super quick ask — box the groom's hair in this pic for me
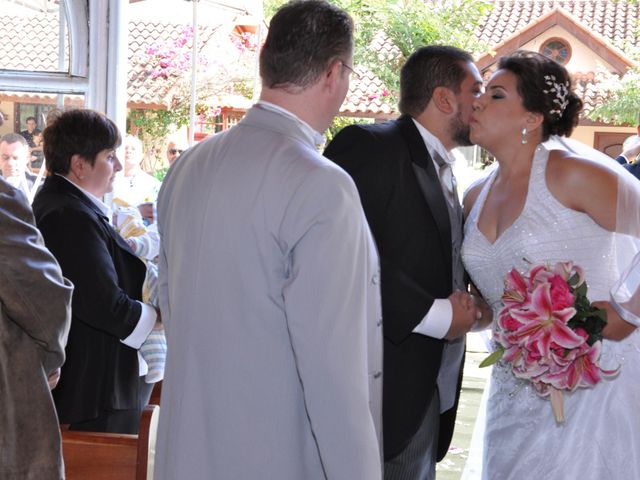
[399,45,474,118]
[259,0,353,91]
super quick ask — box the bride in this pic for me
[462,50,640,478]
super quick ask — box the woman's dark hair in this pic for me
[43,109,121,175]
[498,50,582,140]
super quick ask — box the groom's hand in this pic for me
[445,290,480,340]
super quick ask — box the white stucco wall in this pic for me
[521,25,618,72]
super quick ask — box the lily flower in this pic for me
[510,282,583,357]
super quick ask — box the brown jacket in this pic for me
[0,179,72,479]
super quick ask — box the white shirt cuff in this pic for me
[412,298,452,339]
[121,302,157,349]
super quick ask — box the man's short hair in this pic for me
[0,133,28,147]
[25,116,36,123]
[399,45,474,118]
[259,0,353,91]
[43,109,121,175]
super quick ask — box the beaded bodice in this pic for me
[462,144,617,315]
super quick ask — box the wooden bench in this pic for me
[149,381,162,406]
[61,404,159,480]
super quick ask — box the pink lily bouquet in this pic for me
[480,261,618,423]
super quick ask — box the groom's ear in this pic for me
[432,86,456,115]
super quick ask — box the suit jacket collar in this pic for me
[396,115,434,170]
[44,174,109,221]
[43,175,140,255]
[395,114,452,258]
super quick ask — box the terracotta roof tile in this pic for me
[0,13,68,72]
[572,71,612,115]
[0,14,247,109]
[341,68,395,118]
[2,1,639,119]
[477,1,640,50]
[353,0,639,117]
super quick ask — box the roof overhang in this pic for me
[476,7,636,74]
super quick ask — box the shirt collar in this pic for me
[256,100,326,148]
[56,173,113,223]
[411,118,456,165]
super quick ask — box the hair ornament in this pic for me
[543,74,570,118]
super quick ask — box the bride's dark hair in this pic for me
[497,50,582,140]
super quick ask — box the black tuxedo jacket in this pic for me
[33,175,146,424]
[325,115,464,461]
[624,161,640,180]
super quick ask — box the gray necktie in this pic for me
[433,152,457,206]
[432,151,466,414]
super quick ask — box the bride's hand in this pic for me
[592,301,637,341]
[471,294,493,331]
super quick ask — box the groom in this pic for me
[325,45,484,479]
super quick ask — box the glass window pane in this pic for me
[0,0,70,73]
[0,90,84,170]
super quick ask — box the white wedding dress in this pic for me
[462,144,640,479]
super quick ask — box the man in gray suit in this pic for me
[155,1,383,479]
[0,178,72,479]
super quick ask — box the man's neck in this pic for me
[259,86,327,134]
[413,109,455,151]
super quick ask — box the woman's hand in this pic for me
[469,284,493,331]
[592,301,637,341]
[471,294,494,331]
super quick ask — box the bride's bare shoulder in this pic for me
[546,149,617,227]
[546,149,617,195]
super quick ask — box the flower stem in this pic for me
[549,387,565,424]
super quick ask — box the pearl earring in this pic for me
[521,127,528,145]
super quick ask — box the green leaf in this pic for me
[594,308,608,322]
[479,347,505,368]
[568,272,580,287]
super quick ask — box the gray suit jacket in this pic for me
[0,179,72,479]
[155,104,383,479]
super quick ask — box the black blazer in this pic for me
[325,115,463,461]
[33,175,147,424]
[624,161,640,180]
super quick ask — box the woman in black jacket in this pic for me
[33,109,159,434]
